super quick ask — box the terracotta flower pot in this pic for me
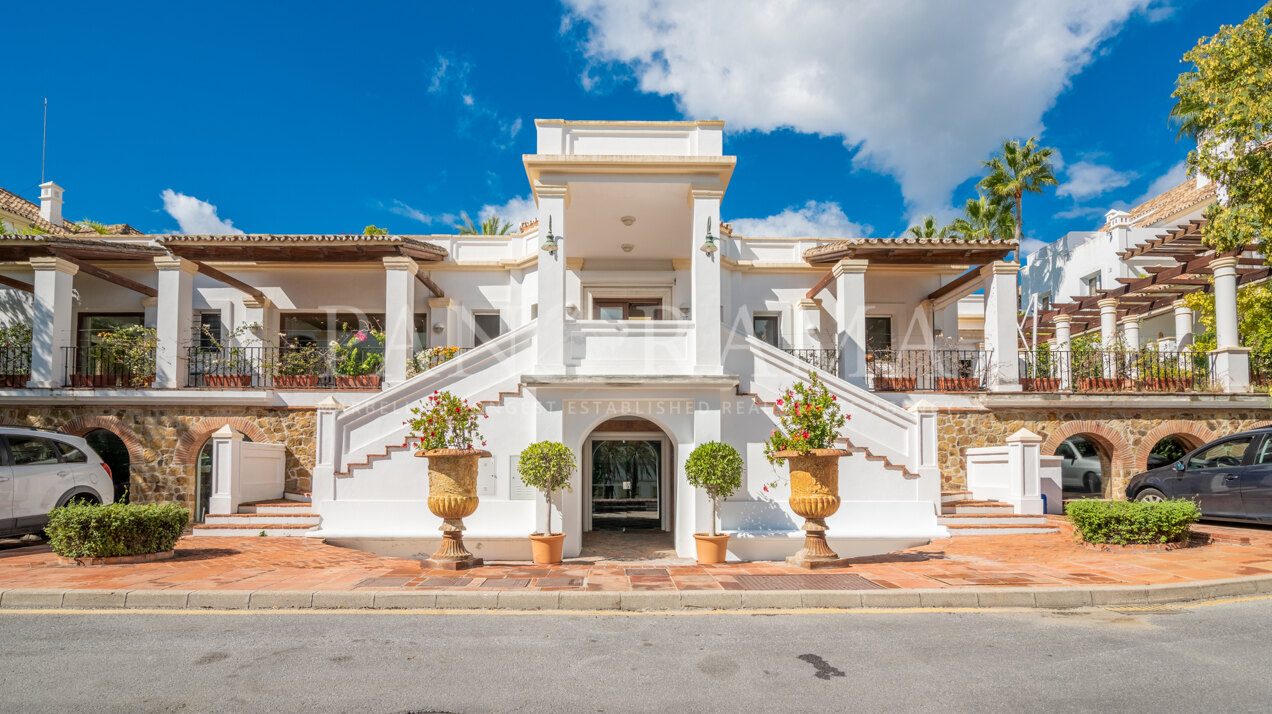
[692,533,730,564]
[775,448,851,568]
[936,377,979,391]
[529,533,566,564]
[0,373,29,388]
[1022,378,1060,392]
[416,448,491,570]
[206,374,252,388]
[273,374,320,389]
[873,377,916,392]
[336,375,382,389]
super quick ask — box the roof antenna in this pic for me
[41,97,48,184]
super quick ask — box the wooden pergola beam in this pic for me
[926,265,985,304]
[191,261,267,302]
[804,269,834,300]
[0,275,34,293]
[415,271,444,298]
[52,253,158,298]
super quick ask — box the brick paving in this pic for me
[4,523,1272,593]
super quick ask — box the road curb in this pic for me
[4,574,1272,611]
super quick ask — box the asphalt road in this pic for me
[3,599,1272,713]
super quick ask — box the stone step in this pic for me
[191,523,317,537]
[204,513,321,526]
[238,499,314,514]
[941,491,973,504]
[938,514,1050,526]
[944,523,1059,536]
[942,500,1015,514]
[284,491,311,503]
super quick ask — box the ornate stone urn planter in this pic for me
[416,448,491,570]
[774,448,852,568]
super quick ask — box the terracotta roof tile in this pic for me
[802,236,1017,260]
[1099,178,1216,231]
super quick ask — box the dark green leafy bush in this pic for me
[1066,499,1199,545]
[46,502,189,557]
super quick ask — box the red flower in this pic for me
[831,395,836,401]
[763,485,769,493]
[776,399,783,406]
[801,431,809,439]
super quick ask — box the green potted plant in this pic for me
[407,390,489,570]
[198,322,260,388]
[764,370,851,568]
[684,441,744,564]
[267,339,326,389]
[76,325,157,387]
[332,327,385,389]
[516,441,576,564]
[0,324,32,387]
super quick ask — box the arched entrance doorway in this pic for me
[195,432,252,522]
[84,429,131,503]
[1053,435,1107,499]
[584,417,673,533]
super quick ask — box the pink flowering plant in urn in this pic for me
[407,389,490,570]
[762,371,849,464]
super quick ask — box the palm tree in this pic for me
[979,137,1058,242]
[906,215,946,239]
[1169,94,1206,142]
[946,195,1016,241]
[456,212,513,235]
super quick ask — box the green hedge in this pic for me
[46,502,190,558]
[1065,499,1200,545]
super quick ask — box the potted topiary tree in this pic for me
[408,390,489,570]
[516,441,576,564]
[684,441,744,564]
[764,370,851,569]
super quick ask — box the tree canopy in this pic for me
[456,212,513,235]
[979,137,1058,242]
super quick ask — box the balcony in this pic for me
[564,321,694,375]
[1019,348,1218,392]
[866,349,993,392]
[186,346,386,389]
[781,348,839,377]
[64,346,156,388]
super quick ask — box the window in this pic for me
[77,314,144,348]
[1037,293,1051,312]
[281,313,384,347]
[473,313,503,346]
[1255,437,1272,466]
[866,317,892,353]
[592,299,663,320]
[7,436,61,466]
[753,315,780,347]
[195,313,223,351]
[413,313,429,351]
[1189,437,1253,470]
[1081,273,1101,296]
[54,441,88,463]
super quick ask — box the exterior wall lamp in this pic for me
[700,216,718,254]
[541,215,560,254]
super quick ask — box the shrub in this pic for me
[407,390,486,450]
[46,502,189,558]
[763,370,849,463]
[517,441,577,535]
[1066,498,1200,545]
[685,441,744,536]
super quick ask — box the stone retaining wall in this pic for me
[937,407,1272,498]
[0,406,316,510]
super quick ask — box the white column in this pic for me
[1120,315,1141,351]
[382,257,418,387]
[207,425,243,516]
[907,399,941,509]
[796,298,823,350]
[1209,256,1250,392]
[984,261,1021,392]
[1097,298,1118,347]
[1005,428,1044,515]
[833,259,868,386]
[314,396,345,498]
[239,296,279,348]
[155,256,198,389]
[428,297,458,348]
[27,256,77,388]
[677,391,723,558]
[534,184,568,373]
[690,189,723,374]
[141,297,158,330]
[1173,300,1195,350]
[1053,313,1072,390]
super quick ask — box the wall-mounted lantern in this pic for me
[541,215,560,254]
[700,216,718,254]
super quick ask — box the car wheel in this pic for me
[1134,487,1167,503]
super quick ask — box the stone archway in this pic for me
[1133,421,1217,471]
[1042,421,1134,499]
[59,415,147,466]
[175,417,268,466]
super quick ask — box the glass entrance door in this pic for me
[590,439,661,530]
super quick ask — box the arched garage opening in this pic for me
[1134,421,1217,472]
[1042,422,1133,501]
[83,429,131,503]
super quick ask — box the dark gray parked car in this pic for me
[1126,427,1272,523]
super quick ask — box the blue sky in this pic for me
[0,0,1261,251]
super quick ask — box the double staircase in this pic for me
[938,491,1058,536]
[192,493,320,537]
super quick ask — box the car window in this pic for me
[54,441,88,463]
[1189,437,1253,470]
[1256,438,1272,466]
[7,436,63,466]
[1072,438,1099,458]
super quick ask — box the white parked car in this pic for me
[1055,436,1104,495]
[0,427,115,537]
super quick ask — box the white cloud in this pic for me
[479,194,538,228]
[563,0,1154,218]
[729,200,870,238]
[160,190,243,235]
[1128,160,1188,206]
[426,53,523,147]
[387,200,456,229]
[1057,161,1136,201]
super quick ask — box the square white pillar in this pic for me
[534,185,568,373]
[27,256,77,388]
[833,259,868,386]
[154,256,198,388]
[382,256,418,387]
[984,261,1020,391]
[239,296,279,348]
[677,392,723,558]
[141,297,158,330]
[428,297,458,349]
[207,425,244,515]
[690,190,723,375]
[795,298,823,350]
[1210,256,1250,392]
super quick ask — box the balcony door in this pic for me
[592,299,663,321]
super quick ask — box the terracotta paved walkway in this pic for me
[4,523,1272,593]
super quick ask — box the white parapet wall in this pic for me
[965,428,1046,515]
[208,426,288,515]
